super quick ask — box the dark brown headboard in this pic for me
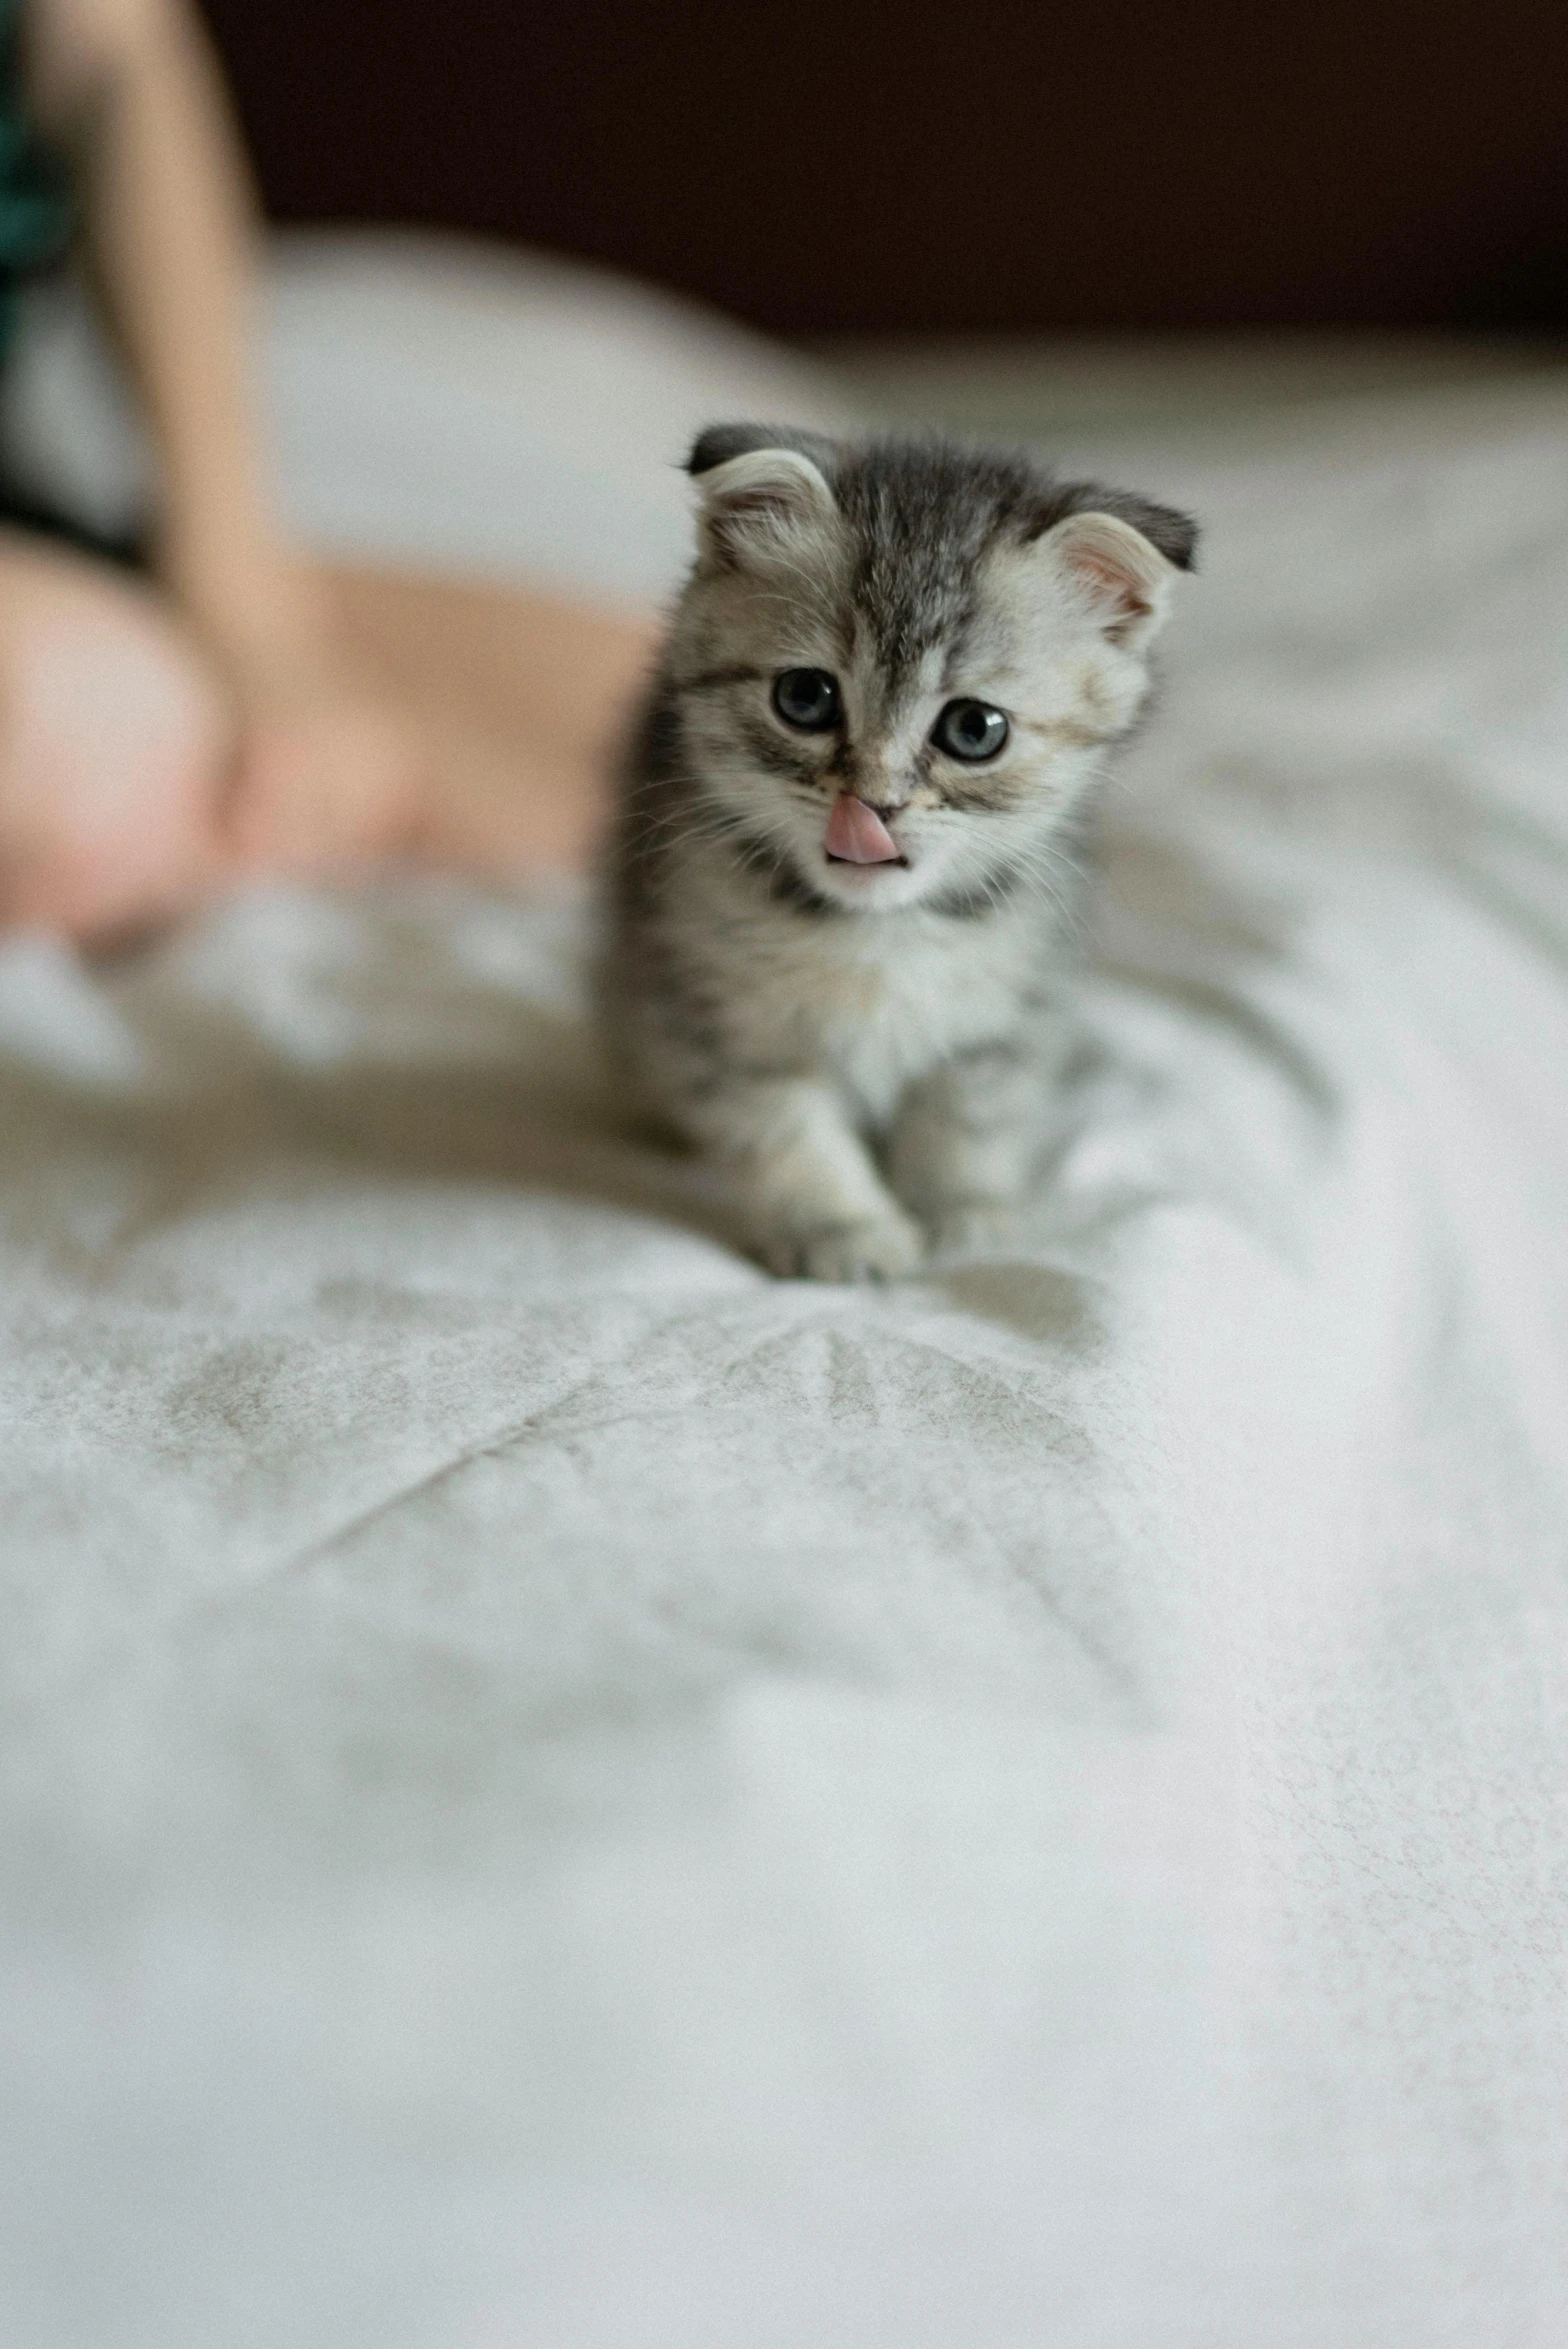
[199,0,1568,336]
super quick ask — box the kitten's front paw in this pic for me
[929,1202,1020,1258]
[759,1211,925,1284]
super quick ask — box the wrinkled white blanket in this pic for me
[4,243,1568,2347]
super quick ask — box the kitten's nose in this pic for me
[825,794,902,864]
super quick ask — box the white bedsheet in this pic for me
[4,244,1568,2346]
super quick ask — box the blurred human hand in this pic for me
[218,650,424,878]
[178,553,425,879]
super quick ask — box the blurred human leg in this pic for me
[0,531,658,940]
[323,566,657,879]
[0,528,229,936]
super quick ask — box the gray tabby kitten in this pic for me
[601,424,1196,1280]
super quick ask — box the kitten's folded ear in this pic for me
[687,422,840,570]
[687,422,842,480]
[1039,496,1197,650]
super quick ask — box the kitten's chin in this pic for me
[810,852,935,913]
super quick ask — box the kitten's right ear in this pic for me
[687,424,839,570]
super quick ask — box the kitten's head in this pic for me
[668,423,1197,914]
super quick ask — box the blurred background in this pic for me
[14,0,1568,608]
[200,0,1568,340]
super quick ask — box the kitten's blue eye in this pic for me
[933,699,1010,762]
[772,668,841,732]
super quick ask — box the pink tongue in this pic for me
[825,794,901,864]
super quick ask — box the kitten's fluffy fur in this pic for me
[601,424,1196,1280]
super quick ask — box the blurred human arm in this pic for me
[20,0,418,864]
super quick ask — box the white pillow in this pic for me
[0,228,850,603]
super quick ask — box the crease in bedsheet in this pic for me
[194,1297,1149,1708]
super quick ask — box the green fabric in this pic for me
[0,0,74,356]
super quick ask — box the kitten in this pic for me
[601,423,1197,1280]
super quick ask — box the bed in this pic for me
[4,234,1567,2346]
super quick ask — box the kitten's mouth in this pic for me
[823,795,906,868]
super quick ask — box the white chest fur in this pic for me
[713,895,1037,1126]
